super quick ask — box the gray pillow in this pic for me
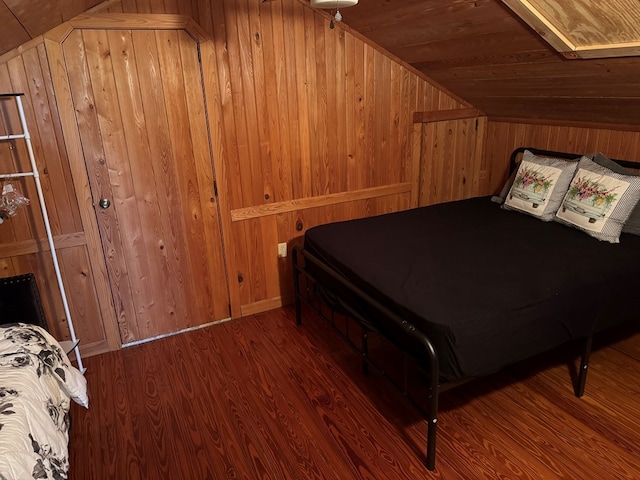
[492,170,516,204]
[593,152,640,236]
[502,149,579,221]
[555,156,640,243]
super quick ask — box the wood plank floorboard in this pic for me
[69,306,640,479]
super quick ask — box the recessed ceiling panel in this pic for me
[502,0,640,58]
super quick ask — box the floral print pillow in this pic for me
[555,156,640,243]
[503,150,580,221]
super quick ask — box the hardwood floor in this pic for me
[69,306,640,479]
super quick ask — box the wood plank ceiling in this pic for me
[330,0,640,126]
[1,0,639,126]
[0,0,101,53]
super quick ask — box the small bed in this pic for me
[0,274,88,480]
[292,147,640,470]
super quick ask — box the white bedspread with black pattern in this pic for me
[0,323,88,480]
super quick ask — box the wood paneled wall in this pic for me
[0,0,469,352]
[484,120,640,194]
[100,0,469,315]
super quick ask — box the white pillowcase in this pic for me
[502,150,579,221]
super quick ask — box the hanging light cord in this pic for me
[330,0,343,29]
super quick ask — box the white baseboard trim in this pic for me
[121,317,233,348]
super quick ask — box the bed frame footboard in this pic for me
[292,243,597,471]
[292,245,441,470]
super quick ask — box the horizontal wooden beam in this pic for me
[413,108,483,123]
[574,42,640,59]
[0,232,86,258]
[44,13,196,44]
[230,183,412,222]
[69,13,192,30]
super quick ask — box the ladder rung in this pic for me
[0,92,85,373]
[0,172,35,179]
[0,134,26,141]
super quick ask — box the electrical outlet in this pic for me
[277,242,287,258]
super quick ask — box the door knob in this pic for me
[98,198,111,209]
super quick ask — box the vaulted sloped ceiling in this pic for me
[342,0,640,126]
[0,0,101,53]
[1,0,639,127]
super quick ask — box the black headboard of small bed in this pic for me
[0,273,48,330]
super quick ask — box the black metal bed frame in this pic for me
[290,146,639,471]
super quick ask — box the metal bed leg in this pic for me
[575,335,593,398]
[426,376,439,470]
[293,247,302,326]
[426,419,438,471]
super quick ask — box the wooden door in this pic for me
[61,28,230,344]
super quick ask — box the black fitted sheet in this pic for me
[304,196,640,382]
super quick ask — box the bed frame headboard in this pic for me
[509,147,640,174]
[0,273,48,330]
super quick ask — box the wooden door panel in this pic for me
[62,28,229,343]
[127,29,192,337]
[61,29,138,340]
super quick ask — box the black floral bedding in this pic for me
[0,323,88,480]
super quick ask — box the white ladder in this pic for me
[0,93,85,373]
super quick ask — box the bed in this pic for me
[292,147,640,470]
[0,275,88,480]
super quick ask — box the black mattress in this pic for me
[303,196,640,382]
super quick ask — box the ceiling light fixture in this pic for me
[310,0,358,28]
